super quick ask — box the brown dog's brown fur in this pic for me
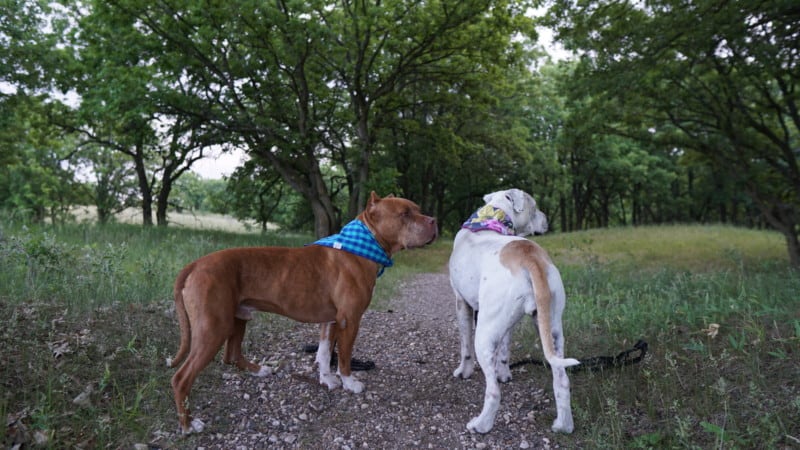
[168,192,437,433]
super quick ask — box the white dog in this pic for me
[449,188,579,434]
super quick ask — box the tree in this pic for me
[92,0,537,237]
[314,0,539,218]
[0,99,86,223]
[50,1,226,226]
[226,159,291,232]
[79,144,138,224]
[545,0,800,264]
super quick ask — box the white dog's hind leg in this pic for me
[467,322,505,434]
[495,330,512,383]
[550,363,574,433]
[548,280,575,433]
[453,296,476,379]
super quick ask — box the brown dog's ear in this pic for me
[367,191,381,209]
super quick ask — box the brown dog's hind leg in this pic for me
[223,317,269,376]
[171,331,227,434]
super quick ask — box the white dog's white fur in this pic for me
[449,188,579,434]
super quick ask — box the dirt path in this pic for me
[163,273,563,449]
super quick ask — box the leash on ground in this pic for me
[303,339,648,373]
[302,344,377,371]
[509,339,649,373]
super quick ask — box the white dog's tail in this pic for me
[500,240,580,369]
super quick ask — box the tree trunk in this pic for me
[308,197,334,238]
[747,187,800,267]
[156,174,171,227]
[347,94,372,220]
[131,146,153,227]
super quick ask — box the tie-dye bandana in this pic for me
[310,219,393,277]
[461,204,515,236]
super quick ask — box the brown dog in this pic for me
[167,192,437,434]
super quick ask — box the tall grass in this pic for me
[0,219,310,312]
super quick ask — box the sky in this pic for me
[192,148,248,179]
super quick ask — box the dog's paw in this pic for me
[250,365,272,377]
[496,366,512,383]
[551,417,574,434]
[179,418,205,435]
[453,364,474,379]
[341,375,364,394]
[319,373,342,390]
[466,416,493,434]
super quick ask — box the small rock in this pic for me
[72,387,93,407]
[33,430,49,446]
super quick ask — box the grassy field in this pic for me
[532,225,799,448]
[1,217,798,448]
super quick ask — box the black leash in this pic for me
[302,344,376,371]
[509,339,649,373]
[302,339,649,373]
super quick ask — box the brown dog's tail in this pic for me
[501,241,580,369]
[166,263,194,368]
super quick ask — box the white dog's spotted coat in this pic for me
[449,189,579,434]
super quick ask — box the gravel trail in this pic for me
[162,273,563,450]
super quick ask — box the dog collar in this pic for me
[461,204,515,236]
[310,219,394,277]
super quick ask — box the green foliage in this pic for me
[2,0,798,266]
[0,98,88,223]
[543,0,800,262]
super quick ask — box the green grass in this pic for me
[0,220,310,311]
[517,225,799,449]
[1,219,797,447]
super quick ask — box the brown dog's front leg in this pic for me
[335,314,364,393]
[317,322,341,389]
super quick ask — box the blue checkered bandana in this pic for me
[310,219,393,277]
